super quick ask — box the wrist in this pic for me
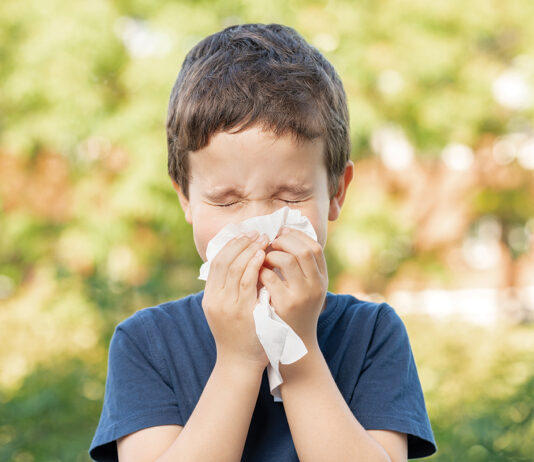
[215,355,266,381]
[279,342,323,380]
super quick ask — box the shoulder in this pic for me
[333,294,437,457]
[330,292,402,328]
[325,292,409,355]
[116,290,204,336]
[108,290,206,363]
[104,291,208,387]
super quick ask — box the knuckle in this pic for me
[246,243,260,256]
[228,264,241,278]
[287,254,298,267]
[239,278,252,290]
[233,309,246,322]
[300,247,314,259]
[211,257,223,271]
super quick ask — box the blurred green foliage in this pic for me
[406,317,534,461]
[0,359,105,462]
[1,0,534,460]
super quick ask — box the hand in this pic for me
[202,231,271,372]
[258,227,328,348]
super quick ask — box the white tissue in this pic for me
[198,206,317,401]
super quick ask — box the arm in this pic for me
[117,360,264,462]
[259,227,407,462]
[279,344,407,462]
[118,232,271,462]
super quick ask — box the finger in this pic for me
[237,248,266,303]
[271,228,325,278]
[208,233,258,289]
[258,266,287,296]
[263,250,303,283]
[225,234,269,292]
[277,227,325,269]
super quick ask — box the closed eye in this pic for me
[215,202,238,207]
[214,199,303,207]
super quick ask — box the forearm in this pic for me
[279,344,391,462]
[156,359,263,462]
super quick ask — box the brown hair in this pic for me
[166,23,350,200]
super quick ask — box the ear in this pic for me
[171,179,192,224]
[328,160,354,221]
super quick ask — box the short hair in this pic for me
[166,23,350,200]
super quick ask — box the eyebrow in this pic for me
[204,184,312,202]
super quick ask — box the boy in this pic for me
[90,23,436,461]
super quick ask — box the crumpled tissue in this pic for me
[198,206,317,401]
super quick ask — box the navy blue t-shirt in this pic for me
[90,291,436,460]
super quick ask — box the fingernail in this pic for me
[246,230,259,239]
[256,233,268,242]
[281,227,290,235]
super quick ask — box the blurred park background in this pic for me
[1,0,534,460]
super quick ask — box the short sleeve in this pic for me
[89,315,183,462]
[349,304,437,459]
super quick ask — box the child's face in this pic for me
[172,125,352,262]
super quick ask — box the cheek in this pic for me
[299,209,325,246]
[314,224,327,248]
[191,213,234,258]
